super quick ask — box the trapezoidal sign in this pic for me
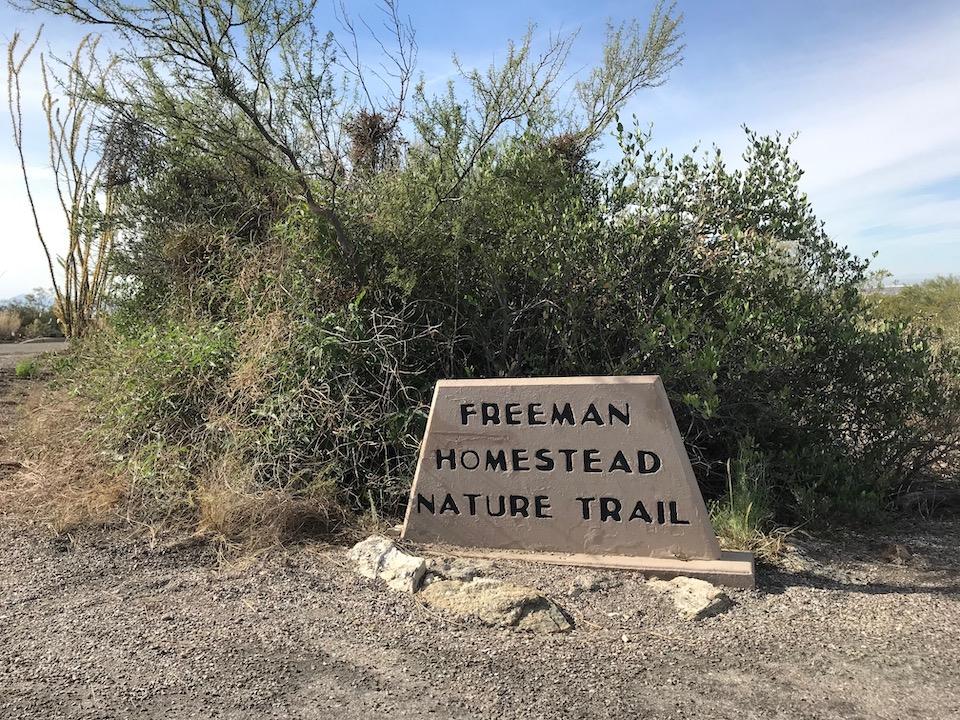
[401,376,755,587]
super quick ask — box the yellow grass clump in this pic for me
[0,385,123,534]
[0,309,21,339]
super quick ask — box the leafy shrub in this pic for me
[872,276,960,345]
[65,125,960,535]
[38,1,960,537]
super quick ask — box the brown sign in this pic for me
[401,376,722,561]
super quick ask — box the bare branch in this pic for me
[6,27,117,336]
[575,0,684,143]
[7,28,65,318]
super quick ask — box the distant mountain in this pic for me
[0,288,56,308]
[0,293,31,305]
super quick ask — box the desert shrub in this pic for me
[110,140,287,321]
[20,317,60,339]
[224,295,439,510]
[872,276,960,345]
[69,320,235,517]
[0,289,62,339]
[62,124,960,533]
[338,126,960,522]
[35,0,960,536]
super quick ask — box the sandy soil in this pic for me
[1,362,959,720]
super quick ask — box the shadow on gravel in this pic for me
[759,565,960,597]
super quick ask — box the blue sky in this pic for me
[2,0,959,298]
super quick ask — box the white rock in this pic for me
[648,576,732,620]
[419,578,572,633]
[348,536,426,593]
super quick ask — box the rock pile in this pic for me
[347,536,571,633]
[348,536,735,632]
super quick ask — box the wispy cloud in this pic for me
[2,1,958,296]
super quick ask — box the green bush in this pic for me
[70,320,235,516]
[1,289,62,339]
[66,125,960,531]
[38,0,960,535]
[872,276,960,345]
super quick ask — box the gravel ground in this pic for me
[2,363,959,719]
[1,520,959,720]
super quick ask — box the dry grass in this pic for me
[0,378,348,551]
[0,309,21,339]
[0,384,124,534]
[226,308,291,403]
[199,482,345,552]
[715,523,792,561]
[197,452,346,552]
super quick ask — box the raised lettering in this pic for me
[485,449,507,472]
[512,448,530,471]
[464,493,481,515]
[638,451,662,474]
[609,450,632,473]
[584,449,602,473]
[439,494,460,515]
[628,500,652,522]
[528,403,546,425]
[534,448,554,471]
[461,450,480,470]
[481,402,501,425]
[486,495,506,517]
[436,449,455,470]
[608,402,630,426]
[416,493,435,514]
[669,501,689,525]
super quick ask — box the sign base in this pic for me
[414,544,756,589]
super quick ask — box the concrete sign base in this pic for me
[420,546,756,589]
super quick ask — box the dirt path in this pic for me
[0,340,69,370]
[1,372,959,719]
